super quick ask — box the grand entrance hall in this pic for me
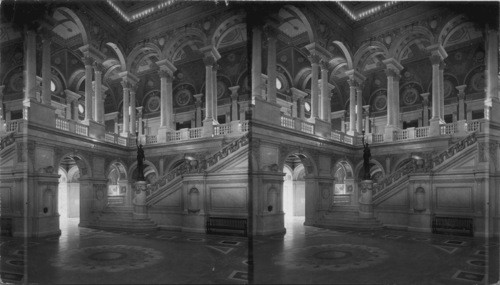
[1,0,500,284]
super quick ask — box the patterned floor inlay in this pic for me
[474,250,487,256]
[444,240,467,246]
[411,237,431,242]
[50,245,163,272]
[207,245,234,255]
[186,237,205,242]
[382,234,402,239]
[5,260,25,267]
[155,235,177,240]
[452,270,485,282]
[228,270,248,282]
[466,260,487,267]
[432,245,458,254]
[219,240,242,246]
[274,244,388,271]
[0,272,24,282]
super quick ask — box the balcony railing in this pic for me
[189,127,202,139]
[440,123,457,135]
[373,133,384,143]
[396,129,409,141]
[415,126,430,138]
[301,121,314,134]
[5,119,24,133]
[467,120,481,132]
[280,115,295,129]
[214,123,232,136]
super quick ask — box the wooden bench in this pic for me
[206,217,247,237]
[432,216,473,237]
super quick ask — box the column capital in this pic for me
[64,89,81,102]
[137,106,143,116]
[420,92,430,102]
[305,42,332,62]
[93,62,104,73]
[79,44,105,64]
[456,84,467,94]
[158,69,173,81]
[426,44,448,60]
[92,81,108,93]
[382,58,404,72]
[345,69,366,85]
[119,71,139,87]
[193,93,203,103]
[82,56,94,67]
[200,45,221,62]
[290,87,308,100]
[362,105,370,114]
[264,23,279,40]
[320,60,330,71]
[429,54,443,65]
[308,54,321,65]
[229,86,240,97]
[203,56,216,67]
[439,61,446,71]
[156,59,177,75]
[385,68,400,78]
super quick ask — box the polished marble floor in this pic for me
[1,217,499,284]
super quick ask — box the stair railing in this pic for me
[145,133,249,201]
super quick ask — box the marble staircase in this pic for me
[92,206,158,232]
[314,209,384,230]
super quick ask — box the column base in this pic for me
[86,120,105,140]
[429,118,444,136]
[485,98,500,122]
[314,118,331,137]
[384,125,399,141]
[252,96,281,126]
[23,98,56,128]
[156,126,173,143]
[202,118,217,137]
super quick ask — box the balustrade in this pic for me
[146,135,158,144]
[75,123,88,136]
[189,127,203,139]
[415,126,430,138]
[280,115,295,129]
[372,133,384,143]
[214,123,232,136]
[55,118,70,131]
[301,121,314,134]
[105,133,116,143]
[440,122,457,135]
[467,120,481,132]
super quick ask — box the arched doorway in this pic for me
[57,156,81,230]
[106,162,128,206]
[282,153,310,231]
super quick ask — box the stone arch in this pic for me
[162,28,207,61]
[127,43,162,74]
[129,159,158,184]
[211,12,246,48]
[332,158,355,179]
[106,159,128,181]
[56,151,93,179]
[438,15,469,46]
[293,67,312,90]
[51,7,89,45]
[107,42,127,72]
[68,69,85,92]
[332,40,354,69]
[353,41,389,72]
[354,158,385,183]
[393,157,415,174]
[279,148,318,178]
[280,5,316,44]
[390,27,435,62]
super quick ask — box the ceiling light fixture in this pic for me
[107,0,176,23]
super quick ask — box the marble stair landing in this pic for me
[92,206,158,232]
[314,209,384,230]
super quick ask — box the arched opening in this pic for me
[57,156,81,230]
[107,162,128,206]
[332,160,354,206]
[282,154,308,230]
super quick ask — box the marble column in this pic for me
[203,56,214,123]
[137,107,143,136]
[158,70,168,128]
[341,112,346,132]
[229,86,240,121]
[309,55,320,121]
[0,86,4,133]
[385,69,397,127]
[251,26,262,99]
[266,30,277,103]
[420,93,430,126]
[348,79,357,133]
[83,56,94,122]
[64,90,81,121]
[363,105,370,133]
[93,63,104,124]
[320,62,330,121]
[130,87,137,134]
[41,36,52,105]
[427,45,447,128]
[486,28,499,102]
[456,85,466,121]
[193,94,203,127]
[165,75,174,130]
[212,64,218,123]
[439,62,445,120]
[121,81,130,136]
[24,30,37,101]
[356,86,363,132]
[291,88,307,119]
